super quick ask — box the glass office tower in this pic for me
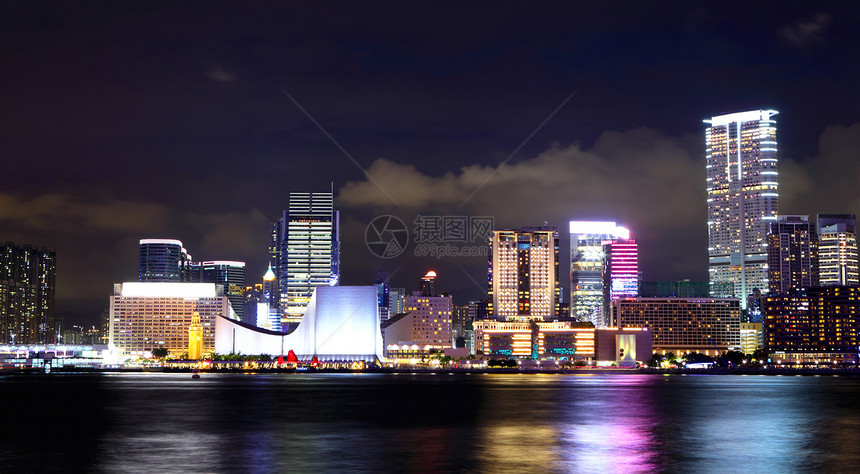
[139,239,193,282]
[281,192,340,323]
[569,221,629,328]
[705,110,779,306]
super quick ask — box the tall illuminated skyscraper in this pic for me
[705,110,779,304]
[488,226,560,321]
[1,242,56,344]
[817,214,859,286]
[569,221,629,327]
[281,192,340,323]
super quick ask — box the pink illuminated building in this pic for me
[603,239,639,326]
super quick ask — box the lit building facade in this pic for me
[383,293,453,349]
[740,322,763,355]
[139,239,193,282]
[613,297,741,356]
[473,319,651,363]
[817,214,859,286]
[109,282,231,358]
[602,239,639,325]
[200,261,246,321]
[1,242,56,344]
[569,221,629,327]
[705,110,779,304]
[489,226,560,321]
[767,215,818,294]
[763,287,860,362]
[280,192,340,323]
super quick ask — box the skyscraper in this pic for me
[569,221,629,327]
[602,238,639,326]
[267,219,282,314]
[200,261,246,320]
[139,239,193,282]
[281,192,340,323]
[705,109,779,305]
[817,214,859,286]
[1,242,56,344]
[488,226,560,321]
[767,215,818,294]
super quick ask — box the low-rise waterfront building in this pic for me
[612,297,741,356]
[472,320,651,364]
[109,282,233,358]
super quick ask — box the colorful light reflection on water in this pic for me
[2,372,860,472]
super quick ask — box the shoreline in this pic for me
[4,366,860,377]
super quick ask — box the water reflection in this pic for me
[4,372,860,472]
[559,375,660,472]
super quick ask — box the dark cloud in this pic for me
[340,128,705,282]
[779,13,832,47]
[781,122,860,214]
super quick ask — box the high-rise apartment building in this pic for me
[569,221,629,327]
[200,261,246,320]
[488,226,560,321]
[767,215,818,294]
[705,110,779,305]
[1,242,56,344]
[139,239,194,282]
[817,214,859,286]
[281,192,340,323]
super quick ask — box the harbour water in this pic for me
[3,372,859,472]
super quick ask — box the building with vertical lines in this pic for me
[705,110,779,305]
[603,239,639,326]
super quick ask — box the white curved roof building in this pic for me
[215,286,384,362]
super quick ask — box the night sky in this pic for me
[3,2,860,326]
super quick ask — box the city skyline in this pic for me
[3,3,860,327]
